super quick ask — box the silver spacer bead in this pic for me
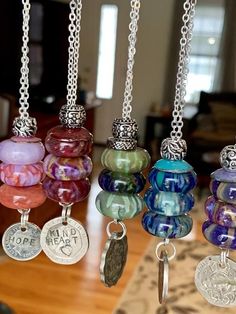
[220,145,236,170]
[107,137,137,151]
[59,104,86,128]
[160,137,187,160]
[112,118,138,139]
[12,116,37,137]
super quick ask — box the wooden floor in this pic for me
[0,163,205,314]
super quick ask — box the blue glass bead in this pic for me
[144,188,194,216]
[148,167,197,193]
[154,159,193,173]
[210,180,236,205]
[98,169,146,194]
[142,212,192,239]
[95,191,144,220]
[211,168,236,183]
[202,220,236,250]
[205,195,236,228]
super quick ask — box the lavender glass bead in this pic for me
[210,180,236,205]
[43,154,93,181]
[211,168,236,183]
[202,220,236,250]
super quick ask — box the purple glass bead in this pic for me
[211,168,236,183]
[210,180,236,205]
[0,137,45,164]
[202,220,236,250]
[43,154,93,181]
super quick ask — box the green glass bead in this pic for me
[95,191,144,220]
[101,147,151,174]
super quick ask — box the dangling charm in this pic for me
[195,144,236,307]
[142,0,197,303]
[0,0,46,261]
[40,0,92,264]
[95,0,151,287]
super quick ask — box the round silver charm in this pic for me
[59,104,86,128]
[2,222,42,261]
[40,217,89,265]
[100,232,128,287]
[220,145,236,171]
[12,116,37,137]
[112,118,138,139]
[195,255,236,307]
[158,250,169,304]
[107,137,137,151]
[160,137,187,160]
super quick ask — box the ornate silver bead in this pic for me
[12,116,37,137]
[107,137,137,151]
[112,118,138,139]
[160,137,187,160]
[59,104,86,128]
[220,145,236,170]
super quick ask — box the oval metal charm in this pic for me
[2,222,42,261]
[195,255,236,307]
[40,217,89,265]
[158,250,169,304]
[100,232,128,287]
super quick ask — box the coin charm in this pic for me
[195,255,236,307]
[40,217,89,265]
[2,222,42,261]
[158,250,169,304]
[100,232,128,287]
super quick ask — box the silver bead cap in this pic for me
[112,118,138,140]
[220,144,236,170]
[12,116,37,137]
[59,104,86,128]
[107,137,137,151]
[161,137,187,160]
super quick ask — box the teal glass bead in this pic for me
[142,212,192,239]
[144,188,194,216]
[95,191,144,220]
[101,147,151,173]
[154,159,193,173]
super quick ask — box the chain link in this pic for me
[19,0,31,119]
[170,0,197,140]
[66,0,82,106]
[122,0,141,120]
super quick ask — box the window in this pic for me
[96,5,118,99]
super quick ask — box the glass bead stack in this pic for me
[142,138,197,239]
[96,118,150,223]
[203,144,236,250]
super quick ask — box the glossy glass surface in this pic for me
[211,168,236,183]
[154,159,193,173]
[95,191,144,220]
[210,180,236,204]
[142,212,192,239]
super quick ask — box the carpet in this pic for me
[113,239,236,314]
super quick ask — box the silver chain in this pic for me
[170,0,197,140]
[122,0,141,120]
[19,0,31,119]
[66,0,82,106]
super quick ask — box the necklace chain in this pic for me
[66,0,82,106]
[170,0,197,140]
[122,0,141,120]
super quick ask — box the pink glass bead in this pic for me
[0,137,45,164]
[45,125,93,157]
[43,177,91,204]
[43,154,93,181]
[0,162,45,187]
[0,184,46,209]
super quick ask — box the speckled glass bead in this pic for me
[45,125,93,157]
[148,167,197,193]
[144,188,194,216]
[0,184,46,209]
[0,162,45,186]
[202,220,236,250]
[98,169,146,194]
[205,195,236,228]
[43,177,91,204]
[211,168,236,183]
[43,154,92,181]
[142,212,192,239]
[154,159,193,173]
[210,180,236,205]
[0,137,45,164]
[101,147,150,173]
[95,191,144,220]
